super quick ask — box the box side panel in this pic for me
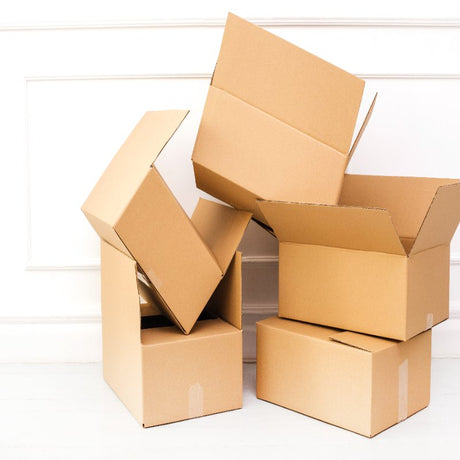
[279,243,408,340]
[371,330,431,436]
[256,318,373,437]
[142,325,242,427]
[340,175,459,240]
[115,167,222,334]
[191,199,251,274]
[101,240,143,425]
[213,13,364,153]
[192,87,347,210]
[206,252,242,330]
[407,245,450,339]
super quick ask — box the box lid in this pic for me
[212,13,366,154]
[257,200,406,255]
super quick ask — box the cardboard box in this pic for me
[101,239,243,427]
[82,111,251,334]
[258,174,460,340]
[257,316,431,437]
[192,13,376,225]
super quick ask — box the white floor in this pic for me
[0,360,459,459]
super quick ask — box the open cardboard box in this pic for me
[192,13,376,225]
[102,239,243,427]
[257,316,431,437]
[82,111,251,334]
[258,174,460,341]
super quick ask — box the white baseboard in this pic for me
[0,305,459,363]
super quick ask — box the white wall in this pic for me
[1,0,460,362]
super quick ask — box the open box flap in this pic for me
[212,13,365,154]
[82,110,189,229]
[329,331,396,353]
[257,200,406,255]
[347,93,378,162]
[206,252,242,330]
[340,174,459,242]
[191,198,251,274]
[410,182,460,255]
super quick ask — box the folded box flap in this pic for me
[410,182,460,255]
[82,110,189,228]
[191,198,252,274]
[212,13,364,154]
[329,331,396,353]
[206,251,242,330]
[257,200,406,255]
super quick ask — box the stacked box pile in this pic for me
[82,13,460,436]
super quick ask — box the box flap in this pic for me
[257,200,406,255]
[410,182,460,255]
[191,199,251,274]
[206,252,242,330]
[212,13,364,154]
[82,110,188,230]
[329,331,396,353]
[347,93,378,161]
[340,175,459,242]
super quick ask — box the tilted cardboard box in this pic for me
[258,174,460,340]
[192,13,376,225]
[101,239,243,427]
[82,111,251,334]
[257,316,431,437]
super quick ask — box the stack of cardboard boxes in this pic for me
[82,13,460,436]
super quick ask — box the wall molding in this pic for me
[3,17,460,32]
[25,252,460,271]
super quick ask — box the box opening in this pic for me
[141,309,217,330]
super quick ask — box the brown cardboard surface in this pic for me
[193,86,347,220]
[206,252,242,330]
[101,240,243,427]
[213,13,364,153]
[82,111,250,334]
[193,14,373,224]
[257,200,406,255]
[279,243,408,339]
[260,174,460,340]
[191,198,251,273]
[257,317,431,437]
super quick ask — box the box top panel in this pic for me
[82,110,188,227]
[212,13,365,154]
[257,199,406,255]
[191,199,251,273]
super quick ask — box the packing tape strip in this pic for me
[426,313,434,330]
[188,382,204,419]
[398,359,409,422]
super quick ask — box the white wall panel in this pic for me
[1,1,460,361]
